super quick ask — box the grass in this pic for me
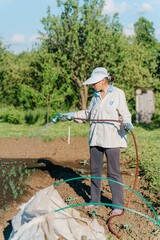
[0,121,90,139]
[0,121,159,193]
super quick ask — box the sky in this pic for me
[0,0,160,54]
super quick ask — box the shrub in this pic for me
[24,109,46,125]
[0,106,24,124]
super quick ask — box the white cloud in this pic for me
[8,33,41,53]
[137,3,153,14]
[11,34,25,44]
[28,35,39,43]
[103,0,129,15]
[10,34,40,45]
[123,23,135,37]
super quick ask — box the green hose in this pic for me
[53,176,160,226]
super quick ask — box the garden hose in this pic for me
[54,177,159,225]
[52,116,158,238]
[73,117,139,239]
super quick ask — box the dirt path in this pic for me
[0,137,159,240]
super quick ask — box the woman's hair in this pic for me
[104,73,114,83]
[109,73,114,82]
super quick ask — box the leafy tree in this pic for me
[0,3,159,123]
[0,52,21,105]
[17,84,40,109]
[0,41,8,104]
[40,49,60,122]
[40,0,124,109]
[133,17,160,119]
[133,17,159,78]
[134,17,157,47]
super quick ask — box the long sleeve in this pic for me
[117,89,132,123]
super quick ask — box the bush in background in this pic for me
[24,108,46,125]
[0,106,24,124]
[0,106,47,125]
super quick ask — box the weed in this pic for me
[2,169,6,177]
[80,160,89,166]
[76,169,87,174]
[64,196,78,204]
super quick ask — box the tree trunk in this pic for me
[46,95,51,124]
[80,85,88,110]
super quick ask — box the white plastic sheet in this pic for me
[9,186,107,240]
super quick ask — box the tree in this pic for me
[40,0,123,109]
[134,17,157,47]
[40,49,60,122]
[0,51,22,105]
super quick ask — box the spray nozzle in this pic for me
[51,113,62,123]
[51,113,72,123]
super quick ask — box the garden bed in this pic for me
[0,137,159,240]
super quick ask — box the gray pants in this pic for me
[90,146,124,208]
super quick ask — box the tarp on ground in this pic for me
[9,185,107,240]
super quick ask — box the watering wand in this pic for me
[51,113,133,132]
[51,113,62,123]
[51,113,74,123]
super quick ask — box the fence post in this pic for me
[68,126,70,144]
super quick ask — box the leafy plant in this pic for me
[24,109,46,125]
[4,107,24,124]
[80,160,89,166]
[76,169,87,174]
[64,196,78,204]
[2,169,6,177]
[0,161,36,207]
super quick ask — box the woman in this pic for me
[64,67,133,216]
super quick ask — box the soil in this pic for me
[0,137,159,240]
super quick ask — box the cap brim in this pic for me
[82,74,107,85]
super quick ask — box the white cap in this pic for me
[82,67,111,85]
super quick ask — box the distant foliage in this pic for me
[0,0,159,123]
[24,109,46,125]
[0,106,24,124]
[0,106,47,125]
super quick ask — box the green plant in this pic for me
[24,109,46,125]
[2,169,6,177]
[80,160,89,166]
[9,166,16,177]
[76,169,87,174]
[64,196,78,204]
[4,107,24,124]
[0,161,36,205]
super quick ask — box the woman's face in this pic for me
[92,78,109,92]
